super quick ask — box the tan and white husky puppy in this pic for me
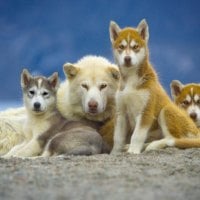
[4,69,108,158]
[171,80,200,127]
[110,19,200,153]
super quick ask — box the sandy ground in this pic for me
[0,148,200,200]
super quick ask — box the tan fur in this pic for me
[171,80,200,127]
[110,19,200,153]
[57,56,120,148]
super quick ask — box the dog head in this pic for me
[21,69,59,115]
[109,19,149,72]
[63,56,120,118]
[171,80,200,127]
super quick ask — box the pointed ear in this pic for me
[108,67,120,81]
[63,63,79,79]
[48,72,59,90]
[170,80,184,100]
[137,19,149,42]
[109,21,121,44]
[21,69,32,88]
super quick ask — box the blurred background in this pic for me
[0,0,200,110]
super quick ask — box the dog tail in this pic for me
[174,138,200,149]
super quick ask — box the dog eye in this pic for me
[81,83,89,90]
[132,44,139,51]
[42,91,49,97]
[196,99,200,104]
[118,44,125,50]
[99,83,107,90]
[28,90,35,96]
[182,100,189,106]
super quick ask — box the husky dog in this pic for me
[171,80,200,127]
[110,19,200,153]
[4,69,108,158]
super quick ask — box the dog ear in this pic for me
[170,80,184,100]
[109,67,120,81]
[48,72,60,90]
[21,69,32,88]
[137,19,149,42]
[63,63,79,79]
[109,21,121,44]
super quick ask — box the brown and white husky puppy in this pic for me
[171,80,200,128]
[4,69,109,158]
[110,19,200,153]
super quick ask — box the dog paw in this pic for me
[127,147,141,154]
[145,143,157,152]
[110,147,123,155]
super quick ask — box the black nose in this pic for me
[124,56,131,65]
[34,102,41,110]
[190,112,197,121]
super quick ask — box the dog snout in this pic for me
[124,56,131,66]
[34,102,41,110]
[88,99,98,113]
[190,112,197,121]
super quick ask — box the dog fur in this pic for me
[57,55,120,148]
[4,69,109,158]
[0,56,119,154]
[171,80,200,127]
[110,19,200,154]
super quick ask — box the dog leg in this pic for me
[12,138,42,157]
[111,114,127,153]
[3,141,27,158]
[128,115,150,154]
[145,138,175,151]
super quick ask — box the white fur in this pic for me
[0,114,25,155]
[158,109,174,138]
[0,56,119,155]
[185,95,191,103]
[81,81,107,114]
[113,47,145,69]
[3,73,58,158]
[112,70,150,153]
[144,109,175,152]
[3,105,53,158]
[194,94,199,102]
[187,104,200,126]
[24,86,55,114]
[128,115,150,154]
[57,56,119,122]
[145,138,175,151]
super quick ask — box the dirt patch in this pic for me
[0,148,200,200]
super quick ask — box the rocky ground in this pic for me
[0,148,200,200]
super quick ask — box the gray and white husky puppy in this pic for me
[4,69,109,158]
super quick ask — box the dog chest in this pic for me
[116,88,149,120]
[25,118,51,138]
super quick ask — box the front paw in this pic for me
[111,146,124,155]
[127,146,142,154]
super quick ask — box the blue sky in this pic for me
[0,0,200,109]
